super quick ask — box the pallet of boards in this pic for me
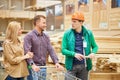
[92,54,120,73]
[95,36,120,54]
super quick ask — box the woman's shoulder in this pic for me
[3,39,12,46]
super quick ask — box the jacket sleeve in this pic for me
[61,32,75,57]
[89,31,98,54]
[3,43,25,65]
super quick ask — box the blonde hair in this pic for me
[5,21,21,44]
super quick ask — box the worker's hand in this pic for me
[27,52,34,58]
[31,64,40,72]
[88,53,95,59]
[75,53,84,61]
[55,63,64,71]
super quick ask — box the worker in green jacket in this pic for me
[61,12,98,80]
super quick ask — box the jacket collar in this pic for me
[71,26,88,36]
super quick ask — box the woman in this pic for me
[3,21,33,80]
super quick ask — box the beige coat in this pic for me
[3,40,29,78]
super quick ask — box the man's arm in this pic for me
[46,35,59,64]
[46,35,64,70]
[24,34,34,65]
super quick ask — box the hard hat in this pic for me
[72,12,85,21]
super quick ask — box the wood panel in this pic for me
[9,11,29,18]
[25,0,31,8]
[64,15,71,30]
[84,13,90,23]
[0,10,9,18]
[92,1,108,29]
[84,12,91,28]
[0,19,8,33]
[79,4,89,12]
[24,20,33,30]
[92,11,100,28]
[100,10,107,22]
[10,0,23,10]
[0,0,9,10]
[24,0,34,10]
[95,36,120,54]
[90,72,120,80]
[35,11,46,16]
[29,11,35,19]
[109,9,120,29]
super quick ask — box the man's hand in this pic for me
[55,63,64,71]
[75,53,84,61]
[31,64,40,72]
[88,53,95,59]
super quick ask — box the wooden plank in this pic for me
[0,10,9,18]
[29,11,35,19]
[110,8,120,13]
[9,11,29,18]
[90,72,120,80]
[100,10,107,22]
[0,0,9,10]
[35,11,46,16]
[95,36,120,53]
[109,8,120,30]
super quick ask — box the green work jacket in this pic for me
[61,26,98,71]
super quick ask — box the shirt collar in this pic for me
[33,29,43,36]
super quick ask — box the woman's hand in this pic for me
[24,52,34,59]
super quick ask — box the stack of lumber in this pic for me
[90,71,120,80]
[96,57,117,72]
[92,54,120,73]
[95,36,120,54]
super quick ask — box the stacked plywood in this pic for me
[109,9,120,29]
[91,54,120,80]
[92,54,120,73]
[95,57,117,72]
[95,36,120,54]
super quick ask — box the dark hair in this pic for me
[33,15,46,26]
[72,19,84,22]
[78,20,84,22]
